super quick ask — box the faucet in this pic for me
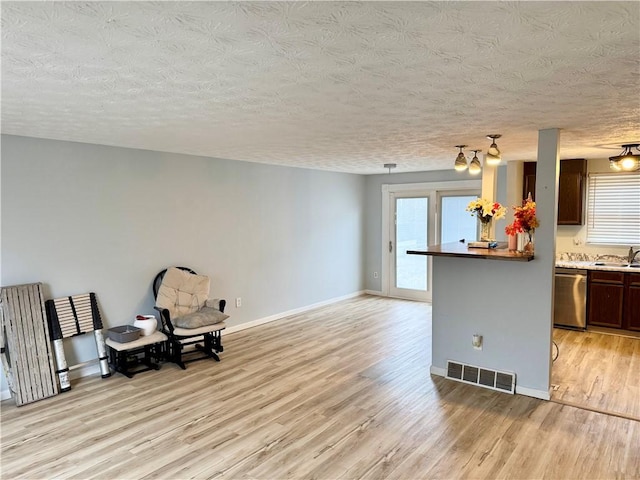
[629,246,640,265]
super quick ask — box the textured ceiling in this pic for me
[2,1,639,174]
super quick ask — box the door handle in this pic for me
[389,241,393,253]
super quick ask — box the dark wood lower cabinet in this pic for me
[627,273,640,331]
[588,271,640,331]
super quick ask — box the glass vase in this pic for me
[517,231,534,253]
[524,231,535,254]
[479,219,492,241]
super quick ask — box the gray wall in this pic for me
[1,135,365,383]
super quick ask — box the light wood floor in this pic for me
[552,327,640,420]
[1,296,638,479]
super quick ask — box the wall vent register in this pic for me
[446,360,516,394]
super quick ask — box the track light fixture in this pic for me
[469,150,482,175]
[485,134,502,165]
[609,144,640,172]
[454,145,468,171]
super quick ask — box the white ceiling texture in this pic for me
[2,1,639,174]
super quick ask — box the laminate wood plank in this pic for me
[1,296,638,479]
[552,327,640,419]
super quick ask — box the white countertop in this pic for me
[556,260,640,272]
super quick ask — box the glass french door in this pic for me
[383,184,481,302]
[439,193,480,244]
[389,194,430,301]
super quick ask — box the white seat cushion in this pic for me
[173,307,229,329]
[106,331,168,351]
[172,322,226,337]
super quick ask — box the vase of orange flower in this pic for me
[505,195,539,253]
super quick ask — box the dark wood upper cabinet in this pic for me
[523,162,537,201]
[522,159,587,225]
[558,159,587,225]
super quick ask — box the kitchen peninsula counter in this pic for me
[407,242,534,262]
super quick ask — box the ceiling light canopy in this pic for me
[454,145,468,171]
[486,134,502,165]
[609,144,640,172]
[384,163,397,174]
[469,150,482,175]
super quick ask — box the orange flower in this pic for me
[505,198,539,235]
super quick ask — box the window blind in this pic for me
[586,172,640,245]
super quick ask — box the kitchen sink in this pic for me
[592,262,640,268]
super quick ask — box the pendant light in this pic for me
[486,134,502,165]
[454,145,468,171]
[609,144,640,171]
[469,150,482,175]
[383,163,397,174]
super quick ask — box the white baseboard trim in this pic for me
[1,360,102,401]
[430,365,550,400]
[364,289,384,296]
[224,290,365,335]
[516,385,551,401]
[69,360,102,380]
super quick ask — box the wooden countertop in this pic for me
[407,242,534,262]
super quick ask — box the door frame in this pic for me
[381,180,482,300]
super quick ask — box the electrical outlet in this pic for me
[373,272,379,278]
[235,297,242,308]
[472,334,483,350]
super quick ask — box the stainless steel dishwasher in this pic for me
[554,267,587,330]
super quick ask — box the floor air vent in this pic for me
[446,360,516,394]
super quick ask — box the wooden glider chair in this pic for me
[153,267,227,369]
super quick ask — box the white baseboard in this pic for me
[515,385,551,401]
[1,360,102,401]
[364,289,384,296]
[224,290,365,335]
[68,360,102,379]
[430,365,550,400]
